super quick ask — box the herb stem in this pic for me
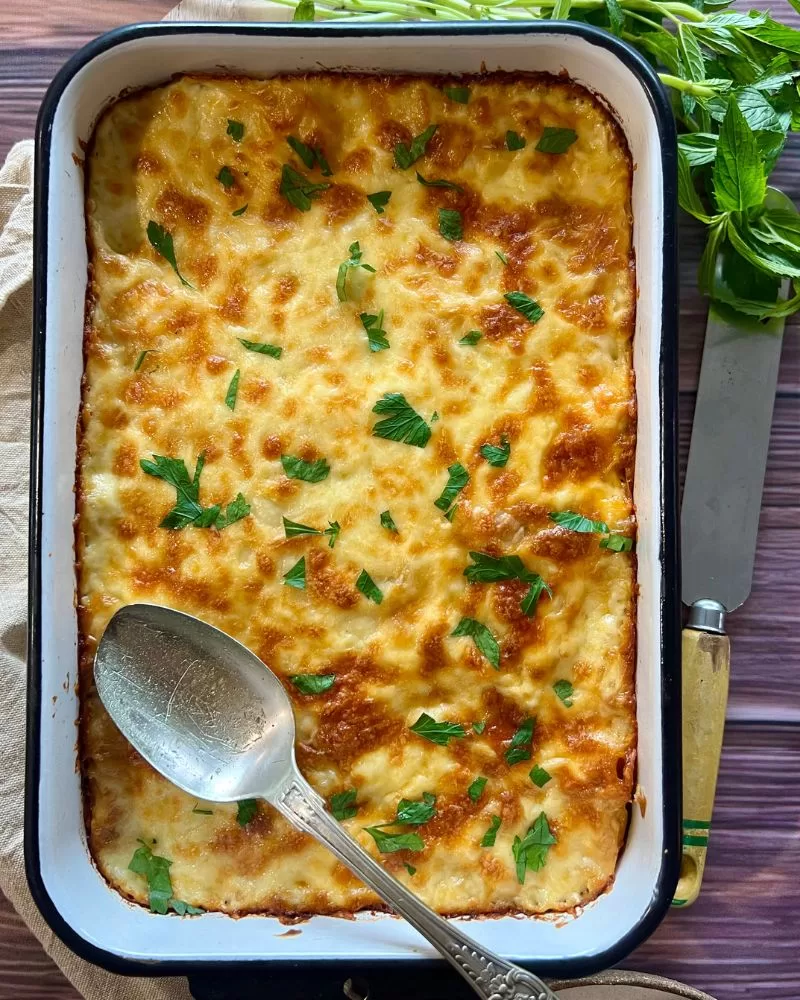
[658,73,716,98]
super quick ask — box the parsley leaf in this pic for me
[553,680,575,707]
[481,815,501,847]
[279,164,330,212]
[239,339,282,358]
[410,712,466,747]
[232,204,248,216]
[140,453,249,531]
[128,840,203,915]
[505,717,535,766]
[225,369,240,410]
[504,291,544,324]
[146,221,192,288]
[226,119,245,141]
[480,435,510,468]
[217,165,235,189]
[283,516,321,539]
[325,521,341,548]
[292,0,315,19]
[356,569,383,605]
[530,765,552,788]
[496,250,509,265]
[434,462,469,515]
[600,534,635,552]
[451,617,500,669]
[364,827,424,853]
[459,330,482,346]
[438,208,463,242]
[395,124,438,170]
[360,310,390,352]
[468,777,487,802]
[281,455,330,482]
[237,800,258,826]
[283,556,306,589]
[371,392,431,448]
[713,100,765,213]
[512,812,557,883]
[330,789,358,820]
[291,673,336,694]
[535,127,578,154]
[337,241,376,302]
[472,720,486,735]
[506,130,526,151]
[549,510,609,534]
[217,494,251,529]
[520,577,552,617]
[464,551,551,616]
[380,509,398,533]
[443,85,470,104]
[396,792,436,825]
[404,863,417,875]
[287,136,332,176]
[416,172,463,192]
[367,190,392,214]
[134,349,152,371]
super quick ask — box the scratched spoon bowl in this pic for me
[95,604,558,1000]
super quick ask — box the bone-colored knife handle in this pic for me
[672,625,730,908]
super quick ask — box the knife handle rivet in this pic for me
[686,599,726,635]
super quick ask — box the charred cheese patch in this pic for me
[79,73,636,918]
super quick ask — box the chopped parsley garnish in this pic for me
[128,840,204,915]
[549,510,609,534]
[480,435,510,468]
[237,800,258,827]
[364,827,424,854]
[380,509,398,533]
[239,339,282,358]
[472,720,486,735]
[481,815,501,848]
[459,330,482,346]
[290,673,336,694]
[336,241,376,302]
[232,204,248,216]
[464,551,551,618]
[217,165,235,189]
[536,127,578,154]
[146,221,192,287]
[451,617,500,669]
[226,119,245,142]
[324,521,341,548]
[438,208,463,242]
[140,453,249,531]
[367,190,392,214]
[434,462,469,516]
[192,804,213,815]
[504,291,544,324]
[404,863,417,875]
[410,712,466,747]
[394,124,438,170]
[330,789,358,820]
[292,0,315,19]
[505,717,535,766]
[553,679,575,707]
[530,765,552,788]
[495,250,509,265]
[506,130,526,151]
[520,577,552,617]
[416,172,463,192]
[225,369,240,410]
[134,349,152,371]
[279,164,330,212]
[431,411,440,423]
[283,556,306,589]
[283,516,321,539]
[600,534,635,552]
[356,569,383,605]
[360,310,390,352]
[396,792,436,825]
[287,136,333,176]
[280,455,330,482]
[371,392,431,448]
[512,812,556,883]
[443,85,470,104]
[468,777,487,802]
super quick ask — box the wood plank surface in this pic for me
[2,2,799,998]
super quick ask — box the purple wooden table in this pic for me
[3,3,799,997]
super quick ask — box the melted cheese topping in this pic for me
[79,73,636,918]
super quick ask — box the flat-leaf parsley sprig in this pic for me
[275,0,800,322]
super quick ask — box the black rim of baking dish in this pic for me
[27,19,681,987]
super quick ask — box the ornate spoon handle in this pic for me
[271,769,559,1000]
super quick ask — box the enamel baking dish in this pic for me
[27,21,681,996]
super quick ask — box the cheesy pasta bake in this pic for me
[78,71,637,919]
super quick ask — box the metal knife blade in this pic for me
[681,304,786,612]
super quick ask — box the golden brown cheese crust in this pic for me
[78,72,636,918]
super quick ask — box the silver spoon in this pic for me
[95,604,559,1000]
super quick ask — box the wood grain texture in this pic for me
[2,1,799,998]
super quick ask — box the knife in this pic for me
[672,255,788,907]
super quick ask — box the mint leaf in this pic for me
[417,172,463,192]
[356,569,383,605]
[434,462,469,514]
[225,369,240,410]
[232,204,248,216]
[600,533,635,552]
[520,577,552,617]
[360,310,390,352]
[505,717,535,766]
[459,330,482,346]
[713,100,765,212]
[451,617,500,669]
[237,800,258,827]
[147,221,192,287]
[380,509,398,533]
[215,493,250,529]
[480,435,510,468]
[553,679,574,707]
[410,712,466,747]
[367,190,391,214]
[279,164,330,212]
[396,792,436,825]
[548,510,609,534]
[506,130,526,151]
[530,765,552,788]
[678,133,718,168]
[512,812,556,883]
[283,516,321,539]
[226,119,245,141]
[604,0,624,33]
[283,556,306,589]
[468,777,487,802]
[464,551,549,618]
[292,0,315,19]
[287,136,332,176]
[217,165,235,189]
[481,815,501,847]
[290,673,336,694]
[364,827,424,853]
[337,241,376,302]
[504,291,544,324]
[394,124,438,170]
[281,455,330,482]
[330,789,358,820]
[535,127,577,154]
[443,86,470,104]
[438,208,463,242]
[239,339,282,358]
[371,392,431,448]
